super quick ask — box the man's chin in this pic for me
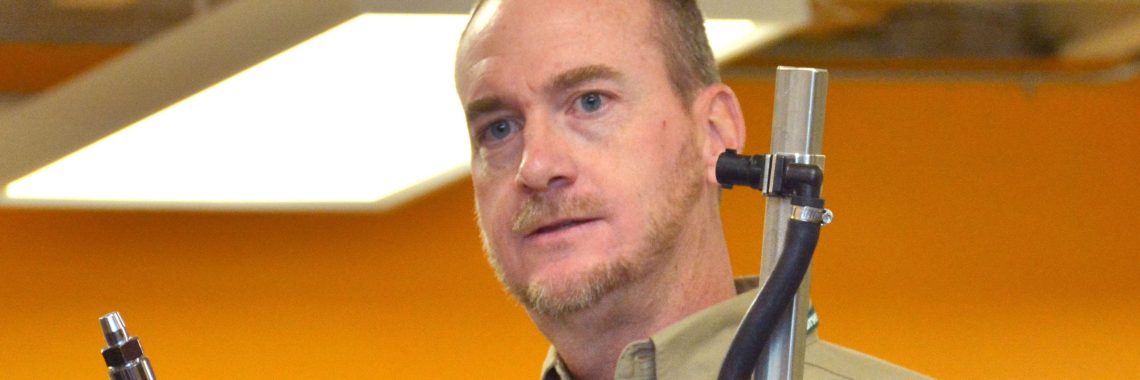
[511,259,635,318]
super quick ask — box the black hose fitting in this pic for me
[784,164,822,199]
[715,151,823,201]
[716,149,769,190]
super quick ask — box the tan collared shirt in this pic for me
[540,279,928,380]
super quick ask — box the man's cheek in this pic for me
[486,207,515,248]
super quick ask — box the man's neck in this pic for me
[530,205,737,380]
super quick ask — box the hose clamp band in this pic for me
[786,153,826,167]
[790,205,833,225]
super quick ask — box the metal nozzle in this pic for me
[99,311,157,380]
[100,312,130,346]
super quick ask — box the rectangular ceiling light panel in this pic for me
[6,14,473,205]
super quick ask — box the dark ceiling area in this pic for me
[0,0,1137,99]
[728,1,1140,81]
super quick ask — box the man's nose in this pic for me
[515,119,577,192]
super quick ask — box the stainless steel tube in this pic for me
[756,66,828,380]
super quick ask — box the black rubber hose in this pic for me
[718,218,822,380]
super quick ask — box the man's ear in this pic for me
[692,83,747,185]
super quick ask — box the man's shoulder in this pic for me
[804,338,930,380]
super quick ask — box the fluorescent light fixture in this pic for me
[0,0,808,211]
[7,14,472,205]
[705,19,802,62]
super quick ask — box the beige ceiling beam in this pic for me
[1060,12,1140,61]
[50,0,138,11]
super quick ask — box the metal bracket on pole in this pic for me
[755,66,828,380]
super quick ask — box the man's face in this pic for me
[455,0,708,316]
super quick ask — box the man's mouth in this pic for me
[526,218,599,238]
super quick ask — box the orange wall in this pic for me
[0,44,128,93]
[1,75,1137,379]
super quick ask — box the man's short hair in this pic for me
[651,0,721,106]
[461,0,721,106]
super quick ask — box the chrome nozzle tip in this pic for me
[100,311,129,346]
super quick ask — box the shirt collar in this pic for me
[542,277,820,379]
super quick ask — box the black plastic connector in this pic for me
[785,163,824,208]
[716,149,770,190]
[716,150,823,201]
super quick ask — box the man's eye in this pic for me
[577,92,605,113]
[483,120,517,142]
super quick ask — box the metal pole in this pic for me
[755,66,828,380]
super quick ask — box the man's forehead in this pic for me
[459,0,657,60]
[456,0,657,97]
[467,0,650,33]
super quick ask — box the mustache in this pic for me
[512,193,606,234]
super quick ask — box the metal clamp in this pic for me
[760,154,784,196]
[790,205,833,225]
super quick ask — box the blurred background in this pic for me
[0,0,1137,378]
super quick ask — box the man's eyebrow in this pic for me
[546,64,624,94]
[464,96,507,123]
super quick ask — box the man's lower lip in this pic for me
[525,219,599,241]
